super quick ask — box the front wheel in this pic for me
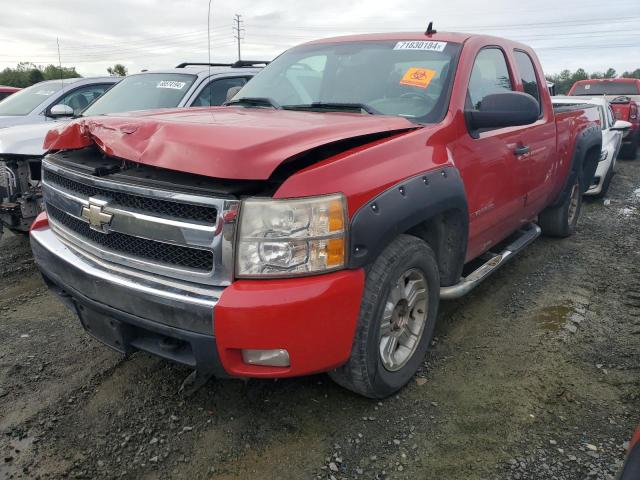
[329,235,440,398]
[539,174,583,238]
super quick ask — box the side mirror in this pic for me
[466,92,540,131]
[226,86,243,102]
[48,104,75,118]
[611,120,632,131]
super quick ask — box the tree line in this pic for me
[0,63,128,88]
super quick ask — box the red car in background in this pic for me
[0,85,20,102]
[569,78,640,159]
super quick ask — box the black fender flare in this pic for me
[347,166,468,286]
[553,123,602,206]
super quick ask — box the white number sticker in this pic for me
[156,81,186,90]
[393,41,447,52]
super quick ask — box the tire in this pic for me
[329,234,440,398]
[622,135,638,160]
[539,174,582,238]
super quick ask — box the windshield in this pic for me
[235,40,461,122]
[571,82,640,96]
[83,73,197,115]
[0,80,66,116]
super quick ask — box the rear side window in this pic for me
[467,48,513,110]
[191,77,249,107]
[514,50,542,114]
[57,84,112,115]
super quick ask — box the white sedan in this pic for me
[552,96,631,197]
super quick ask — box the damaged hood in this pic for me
[44,107,417,180]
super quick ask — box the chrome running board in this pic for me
[440,223,542,300]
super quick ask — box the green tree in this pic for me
[28,68,45,85]
[107,64,128,76]
[622,69,640,79]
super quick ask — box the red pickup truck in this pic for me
[30,31,601,398]
[569,78,640,159]
[0,85,20,102]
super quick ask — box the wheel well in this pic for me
[405,209,467,287]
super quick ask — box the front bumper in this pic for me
[31,222,365,378]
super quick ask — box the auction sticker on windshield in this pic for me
[400,67,436,89]
[156,81,186,90]
[394,41,447,52]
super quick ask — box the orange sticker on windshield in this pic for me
[400,68,436,89]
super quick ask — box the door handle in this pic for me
[514,145,530,156]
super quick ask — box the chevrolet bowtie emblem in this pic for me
[81,199,113,232]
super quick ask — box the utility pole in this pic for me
[232,14,244,62]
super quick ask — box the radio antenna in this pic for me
[425,21,437,35]
[56,37,64,90]
[207,0,213,107]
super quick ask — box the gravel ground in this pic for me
[1,159,639,480]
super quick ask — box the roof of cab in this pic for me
[128,65,264,78]
[301,31,535,52]
[304,31,473,45]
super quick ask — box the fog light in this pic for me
[241,349,290,367]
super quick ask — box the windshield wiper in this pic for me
[282,102,381,115]
[225,97,281,109]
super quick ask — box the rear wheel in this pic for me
[539,174,582,238]
[329,235,440,398]
[622,135,638,160]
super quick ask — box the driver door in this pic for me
[451,47,529,260]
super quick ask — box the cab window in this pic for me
[57,84,112,115]
[514,50,542,114]
[191,77,249,107]
[467,48,513,110]
[607,105,615,128]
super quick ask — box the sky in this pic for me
[0,0,638,78]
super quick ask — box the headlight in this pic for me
[599,149,607,162]
[236,193,347,277]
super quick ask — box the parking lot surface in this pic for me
[1,160,639,480]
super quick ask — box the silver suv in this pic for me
[0,61,266,239]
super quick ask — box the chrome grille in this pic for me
[44,170,218,223]
[41,156,239,286]
[46,204,213,271]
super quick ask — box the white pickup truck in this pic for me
[552,96,631,197]
[0,61,265,239]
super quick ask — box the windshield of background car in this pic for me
[235,40,461,122]
[572,82,640,96]
[82,73,197,115]
[0,80,66,116]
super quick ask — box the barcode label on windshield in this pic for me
[156,81,186,90]
[394,41,447,52]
